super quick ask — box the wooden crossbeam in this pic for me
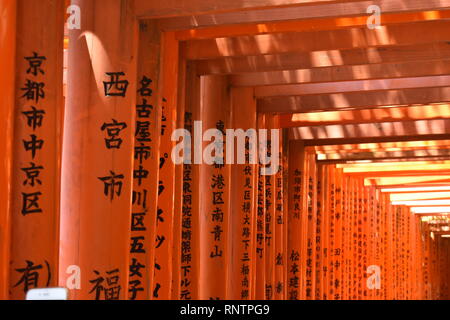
[313,140,450,154]
[279,104,450,128]
[155,0,450,33]
[365,176,450,187]
[184,20,450,60]
[318,149,450,161]
[198,42,450,75]
[231,60,450,86]
[255,75,450,98]
[259,87,450,113]
[137,0,362,19]
[290,119,450,141]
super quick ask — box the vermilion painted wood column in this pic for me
[128,19,161,300]
[314,165,325,300]
[287,140,305,300]
[10,0,64,300]
[265,115,276,300]
[178,62,200,300]
[0,0,16,300]
[274,123,286,300]
[171,56,186,301]
[153,31,179,300]
[304,150,317,300]
[228,87,257,300]
[321,165,331,300]
[327,166,336,300]
[255,114,266,300]
[59,0,137,300]
[199,75,231,300]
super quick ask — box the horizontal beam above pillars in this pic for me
[197,42,450,75]
[183,20,450,60]
[314,140,450,154]
[392,193,450,201]
[136,0,361,18]
[258,87,450,113]
[157,0,450,33]
[255,75,450,98]
[366,176,450,187]
[231,59,450,86]
[318,149,450,161]
[290,119,450,141]
[279,104,450,128]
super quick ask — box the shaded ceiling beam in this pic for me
[290,119,450,141]
[365,176,450,186]
[155,0,450,33]
[279,104,450,127]
[338,159,450,169]
[347,171,450,178]
[313,140,450,154]
[317,149,450,161]
[197,42,450,75]
[303,134,450,147]
[258,87,450,113]
[136,0,359,19]
[184,20,450,59]
[319,157,450,165]
[392,200,450,207]
[255,75,450,98]
[231,59,450,86]
[391,192,450,201]
[382,186,450,193]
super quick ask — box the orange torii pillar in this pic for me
[59,0,137,300]
[264,115,277,300]
[326,166,337,300]
[254,114,266,300]
[345,177,355,300]
[320,165,331,300]
[304,150,317,300]
[128,20,162,300]
[314,165,325,300]
[177,62,201,300]
[171,56,187,300]
[198,75,231,300]
[274,125,286,300]
[153,32,179,300]
[228,87,257,300]
[287,140,305,300]
[333,168,343,300]
[341,175,349,300]
[9,0,64,300]
[0,0,16,300]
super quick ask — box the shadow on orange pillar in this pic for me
[0,0,16,300]
[59,0,137,300]
[198,75,231,300]
[10,0,64,300]
[287,140,305,300]
[129,20,162,300]
[153,31,179,300]
[228,87,257,300]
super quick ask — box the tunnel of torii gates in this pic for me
[2,0,450,301]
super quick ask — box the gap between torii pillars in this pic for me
[59,0,137,300]
[0,0,16,300]
[9,0,64,300]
